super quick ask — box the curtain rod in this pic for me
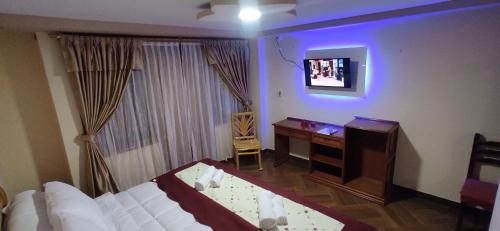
[48,32,247,42]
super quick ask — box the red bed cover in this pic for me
[155,159,376,231]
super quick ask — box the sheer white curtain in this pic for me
[96,41,241,190]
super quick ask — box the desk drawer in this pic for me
[312,135,343,149]
[275,127,310,140]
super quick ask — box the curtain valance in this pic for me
[202,40,251,110]
[60,35,143,72]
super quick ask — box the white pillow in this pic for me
[44,181,113,231]
[8,190,53,231]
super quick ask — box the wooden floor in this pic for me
[223,153,468,231]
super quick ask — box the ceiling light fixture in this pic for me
[238,7,262,22]
[197,0,296,22]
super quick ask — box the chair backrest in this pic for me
[0,185,5,230]
[0,186,4,231]
[231,112,256,140]
[467,133,500,179]
[0,185,7,209]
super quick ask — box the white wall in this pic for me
[255,5,500,201]
[0,31,72,197]
[249,38,265,146]
[35,32,87,192]
[490,181,500,231]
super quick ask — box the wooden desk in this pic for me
[273,117,344,166]
[273,116,399,205]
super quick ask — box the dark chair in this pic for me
[457,133,500,230]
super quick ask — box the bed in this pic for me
[155,159,375,231]
[3,159,375,231]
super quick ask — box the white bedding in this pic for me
[7,190,52,231]
[105,182,211,231]
[7,182,211,231]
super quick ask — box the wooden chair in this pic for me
[457,133,500,230]
[231,112,263,171]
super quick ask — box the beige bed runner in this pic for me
[175,162,344,231]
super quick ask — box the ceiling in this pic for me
[0,0,451,33]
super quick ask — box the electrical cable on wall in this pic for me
[274,36,304,71]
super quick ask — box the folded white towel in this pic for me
[195,166,216,191]
[272,195,288,226]
[209,169,224,188]
[263,226,278,231]
[258,190,277,230]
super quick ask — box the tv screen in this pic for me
[304,58,351,88]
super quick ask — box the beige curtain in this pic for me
[60,35,140,197]
[95,42,241,190]
[202,40,251,110]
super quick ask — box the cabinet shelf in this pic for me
[310,154,343,168]
[310,139,345,183]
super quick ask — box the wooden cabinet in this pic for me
[343,117,399,204]
[273,116,399,205]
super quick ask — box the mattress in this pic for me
[155,159,377,231]
[175,162,345,230]
[96,182,211,231]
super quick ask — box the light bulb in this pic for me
[239,7,261,22]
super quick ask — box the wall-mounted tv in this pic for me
[304,58,351,88]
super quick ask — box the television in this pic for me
[304,58,351,88]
